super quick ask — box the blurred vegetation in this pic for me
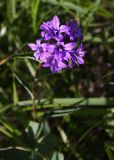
[0,0,114,159]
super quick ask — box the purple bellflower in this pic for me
[40,16,63,41]
[60,20,83,41]
[28,15,86,72]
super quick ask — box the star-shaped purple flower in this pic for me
[60,20,83,42]
[40,16,63,41]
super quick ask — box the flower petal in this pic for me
[79,51,86,57]
[60,25,69,33]
[40,53,47,62]
[43,62,50,67]
[46,44,55,52]
[52,15,60,30]
[34,52,40,60]
[69,60,75,68]
[64,52,71,60]
[36,39,41,45]
[41,31,45,38]
[28,43,38,51]
[77,57,84,64]
[40,22,50,31]
[64,43,76,50]
[58,61,67,68]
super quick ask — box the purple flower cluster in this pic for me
[28,16,86,72]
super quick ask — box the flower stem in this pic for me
[32,87,36,120]
[32,63,42,120]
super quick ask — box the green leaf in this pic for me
[31,0,40,33]
[14,71,34,100]
[27,121,43,139]
[12,59,18,106]
[57,126,68,144]
[51,151,64,160]
[24,59,36,77]
[0,119,21,136]
[7,0,16,21]
[18,98,114,108]
[59,1,86,13]
[97,7,113,19]
[105,143,114,160]
[0,127,13,138]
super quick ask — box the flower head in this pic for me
[28,16,86,72]
[40,16,63,41]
